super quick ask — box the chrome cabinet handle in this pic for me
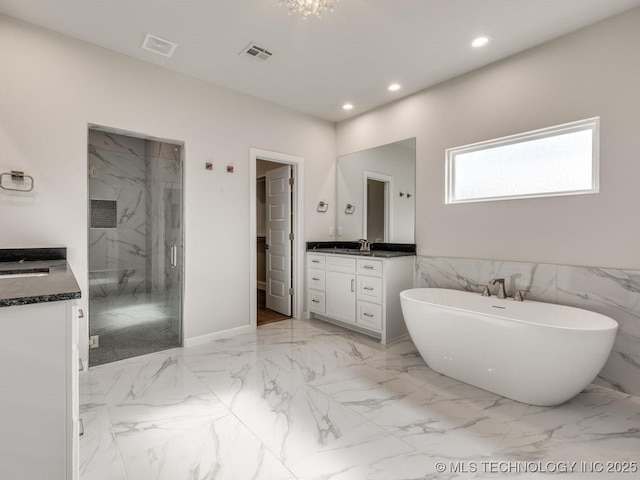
[312,299,320,303]
[312,277,320,281]
[78,358,84,372]
[171,245,177,268]
[312,259,319,263]
[363,265,374,269]
[363,287,374,291]
[79,418,84,437]
[351,279,355,292]
[78,309,84,318]
[363,313,374,318]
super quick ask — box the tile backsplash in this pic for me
[415,256,640,398]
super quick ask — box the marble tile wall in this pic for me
[88,131,148,306]
[415,256,640,398]
[88,132,182,332]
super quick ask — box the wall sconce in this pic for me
[345,203,355,214]
[317,201,329,212]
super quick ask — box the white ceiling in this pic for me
[1,0,639,122]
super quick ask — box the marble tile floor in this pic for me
[80,318,640,479]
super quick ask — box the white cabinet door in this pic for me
[0,301,68,479]
[325,271,356,324]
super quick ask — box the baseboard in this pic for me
[183,324,255,348]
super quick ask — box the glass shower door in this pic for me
[88,129,183,366]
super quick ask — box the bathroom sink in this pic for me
[0,268,49,279]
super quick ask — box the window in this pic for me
[445,117,599,204]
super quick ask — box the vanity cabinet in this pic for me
[307,252,413,343]
[0,300,79,480]
[325,257,356,323]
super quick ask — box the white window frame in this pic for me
[445,117,600,204]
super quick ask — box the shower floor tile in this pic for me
[80,318,640,479]
[89,295,180,366]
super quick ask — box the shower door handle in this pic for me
[170,245,177,268]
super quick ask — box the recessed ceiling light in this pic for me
[471,35,491,48]
[388,83,401,92]
[342,103,354,111]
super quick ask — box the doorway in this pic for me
[363,170,393,243]
[367,179,386,242]
[256,160,293,326]
[87,127,183,366]
[250,148,304,329]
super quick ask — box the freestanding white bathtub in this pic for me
[400,288,618,406]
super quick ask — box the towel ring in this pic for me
[0,171,34,192]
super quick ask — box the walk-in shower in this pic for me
[87,128,183,366]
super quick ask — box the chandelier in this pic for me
[278,0,338,18]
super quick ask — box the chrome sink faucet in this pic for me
[357,239,370,252]
[490,278,507,299]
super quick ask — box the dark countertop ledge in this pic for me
[0,259,81,307]
[306,241,416,258]
[307,248,416,258]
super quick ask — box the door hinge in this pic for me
[289,287,294,295]
[288,177,294,187]
[89,335,99,349]
[289,232,294,241]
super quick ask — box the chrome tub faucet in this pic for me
[490,278,507,299]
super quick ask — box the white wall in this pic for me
[336,8,640,270]
[0,15,336,361]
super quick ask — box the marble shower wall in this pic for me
[89,131,148,309]
[415,256,640,398]
[88,132,182,328]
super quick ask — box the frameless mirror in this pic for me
[337,138,416,243]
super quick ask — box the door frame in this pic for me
[249,148,304,327]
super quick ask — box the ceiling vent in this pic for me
[141,33,177,58]
[240,42,273,62]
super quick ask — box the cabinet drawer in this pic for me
[357,258,383,277]
[308,290,326,314]
[357,276,383,304]
[326,255,356,273]
[307,254,326,269]
[307,268,326,291]
[357,302,382,331]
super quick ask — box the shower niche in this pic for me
[87,128,183,366]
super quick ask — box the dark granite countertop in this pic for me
[306,241,416,258]
[0,248,81,307]
[307,248,415,258]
